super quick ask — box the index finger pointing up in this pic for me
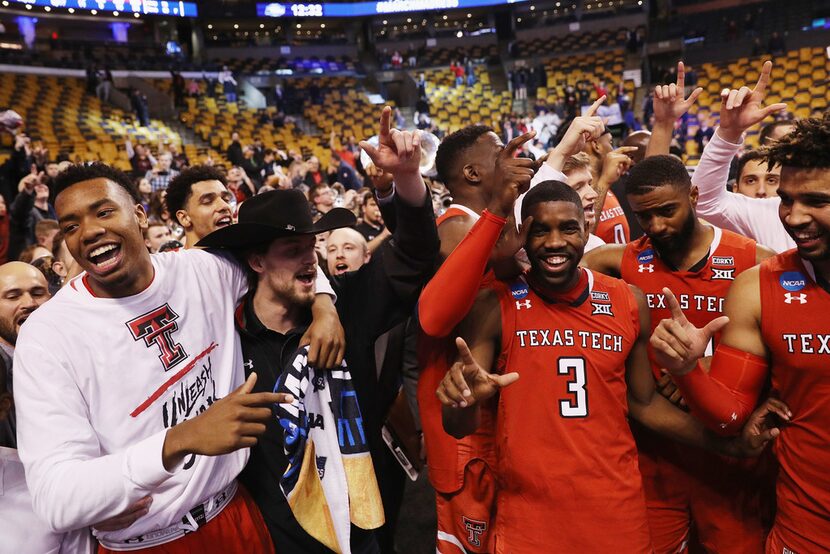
[502,130,536,158]
[378,105,392,145]
[676,61,686,90]
[585,95,606,117]
[662,287,688,324]
[455,337,477,366]
[754,60,773,96]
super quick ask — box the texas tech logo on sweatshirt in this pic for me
[126,304,188,371]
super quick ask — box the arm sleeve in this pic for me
[376,185,397,234]
[418,210,506,337]
[14,339,179,532]
[674,343,769,436]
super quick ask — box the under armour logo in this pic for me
[243,359,254,370]
[638,264,654,273]
[784,293,807,304]
[285,224,295,231]
[462,516,487,547]
[731,412,738,421]
[711,268,735,280]
[591,303,613,316]
[516,299,532,310]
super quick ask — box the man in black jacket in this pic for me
[198,106,438,553]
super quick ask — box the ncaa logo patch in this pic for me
[637,249,655,264]
[511,281,529,300]
[780,272,807,292]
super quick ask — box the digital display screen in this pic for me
[258,0,525,18]
[7,0,198,17]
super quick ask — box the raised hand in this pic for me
[652,62,703,125]
[488,130,537,218]
[718,60,788,143]
[360,105,421,177]
[650,287,729,375]
[436,338,519,408]
[598,146,637,188]
[162,373,294,470]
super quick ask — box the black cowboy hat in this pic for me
[196,189,356,249]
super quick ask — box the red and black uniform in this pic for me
[621,227,767,553]
[595,191,630,244]
[758,252,830,553]
[417,206,500,553]
[491,268,650,552]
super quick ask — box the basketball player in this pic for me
[12,163,342,553]
[436,180,774,552]
[582,154,774,552]
[417,106,606,553]
[164,165,235,249]
[651,113,830,553]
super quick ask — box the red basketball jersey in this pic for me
[417,206,498,493]
[621,227,758,378]
[759,250,830,552]
[595,191,630,244]
[491,269,651,553]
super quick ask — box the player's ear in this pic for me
[463,163,481,184]
[177,210,192,230]
[135,204,149,230]
[689,184,699,209]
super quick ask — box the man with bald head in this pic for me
[326,228,371,276]
[622,130,651,165]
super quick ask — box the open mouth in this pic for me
[791,229,823,248]
[214,215,232,229]
[333,261,350,275]
[86,243,122,273]
[16,313,31,327]
[540,253,570,273]
[296,268,316,287]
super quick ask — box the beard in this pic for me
[0,318,18,347]
[651,209,696,258]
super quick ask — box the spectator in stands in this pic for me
[355,192,388,248]
[305,156,324,187]
[171,72,185,108]
[125,138,156,178]
[310,183,336,216]
[417,73,427,98]
[186,79,201,97]
[394,107,406,129]
[261,149,286,185]
[10,172,55,261]
[96,68,113,103]
[695,115,715,154]
[145,152,179,192]
[227,166,256,203]
[50,232,81,287]
[329,131,356,169]
[768,31,786,56]
[130,88,150,127]
[465,58,475,86]
[407,49,417,68]
[451,61,465,87]
[34,219,58,251]
[168,143,189,171]
[326,228,371,277]
[219,65,238,103]
[330,153,362,191]
[240,146,262,187]
[734,150,781,199]
[143,221,172,253]
[227,132,244,167]
[752,37,764,56]
[166,165,235,249]
[391,51,403,69]
[759,119,796,145]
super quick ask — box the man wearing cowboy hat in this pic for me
[198,106,439,553]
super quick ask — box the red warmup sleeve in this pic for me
[418,210,506,338]
[675,343,769,436]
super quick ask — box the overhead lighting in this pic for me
[456,30,462,38]
[112,10,118,16]
[382,19,387,24]
[442,14,447,19]
[90,8,96,13]
[406,17,411,22]
[1,1,8,6]
[25,4,32,9]
[467,12,471,17]
[296,23,301,28]
[321,23,326,28]
[208,24,213,29]
[133,12,140,18]
[67,7,74,12]
[259,23,264,28]
[44,5,50,10]
[233,23,239,29]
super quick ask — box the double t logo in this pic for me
[126,304,188,371]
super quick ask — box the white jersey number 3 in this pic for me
[558,357,587,418]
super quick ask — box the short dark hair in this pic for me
[625,155,691,196]
[53,162,140,203]
[736,149,771,181]
[166,165,228,225]
[521,180,583,221]
[434,124,492,184]
[763,112,830,170]
[758,120,795,146]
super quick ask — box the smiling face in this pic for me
[56,178,152,298]
[778,167,830,262]
[177,180,234,244]
[563,166,599,231]
[248,235,318,308]
[525,200,587,291]
[0,262,50,346]
[326,228,370,276]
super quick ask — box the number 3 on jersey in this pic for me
[558,357,587,418]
